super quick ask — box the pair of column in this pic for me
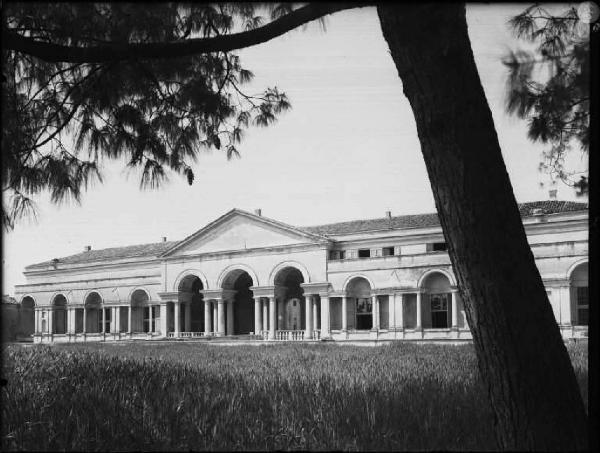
[304,295,326,338]
[200,299,233,336]
[253,296,276,338]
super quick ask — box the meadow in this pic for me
[1,340,588,451]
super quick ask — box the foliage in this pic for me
[503,4,591,194]
[2,3,294,230]
[1,341,588,451]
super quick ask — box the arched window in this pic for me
[346,277,372,330]
[420,272,452,328]
[570,263,588,326]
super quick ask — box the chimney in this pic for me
[162,236,167,242]
[84,245,91,252]
[386,211,392,219]
[549,189,557,199]
[254,208,262,216]
[51,258,59,269]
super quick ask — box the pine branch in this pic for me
[4,3,371,63]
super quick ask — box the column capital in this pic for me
[450,286,459,293]
[249,286,275,297]
[157,291,179,302]
[301,282,331,295]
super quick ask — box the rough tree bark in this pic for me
[377,4,587,450]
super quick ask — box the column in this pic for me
[416,291,422,330]
[320,295,330,337]
[227,300,234,335]
[313,298,319,330]
[305,295,313,338]
[83,307,88,333]
[204,300,212,335]
[68,308,75,334]
[397,294,405,330]
[213,301,218,334]
[372,295,380,330]
[217,299,225,336]
[116,306,122,333]
[389,294,396,330]
[127,306,132,333]
[48,307,54,334]
[160,302,169,338]
[451,289,459,329]
[34,309,40,334]
[184,302,191,332]
[269,296,276,340]
[262,299,269,331]
[254,297,262,334]
[560,286,572,326]
[174,302,181,336]
[341,295,348,331]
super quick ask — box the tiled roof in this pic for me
[303,200,588,236]
[26,200,586,269]
[27,241,178,269]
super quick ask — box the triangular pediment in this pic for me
[162,209,329,257]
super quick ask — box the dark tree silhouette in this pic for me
[2,3,589,449]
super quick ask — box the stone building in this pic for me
[15,200,588,343]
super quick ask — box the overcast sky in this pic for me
[3,4,588,296]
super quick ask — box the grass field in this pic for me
[2,340,588,451]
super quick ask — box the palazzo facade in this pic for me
[15,200,588,343]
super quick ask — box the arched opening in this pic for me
[84,292,102,333]
[20,296,35,338]
[421,272,452,328]
[52,294,68,334]
[222,269,254,335]
[346,277,372,330]
[570,262,588,326]
[130,289,152,333]
[178,275,205,333]
[274,267,305,330]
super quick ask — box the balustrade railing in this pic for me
[168,331,207,338]
[180,331,206,338]
[275,330,305,341]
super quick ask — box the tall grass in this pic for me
[2,341,587,451]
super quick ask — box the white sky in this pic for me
[2,4,588,296]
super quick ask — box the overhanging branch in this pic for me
[3,3,371,63]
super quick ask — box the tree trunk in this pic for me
[377,4,587,450]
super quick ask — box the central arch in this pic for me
[345,276,373,330]
[221,268,255,335]
[51,294,68,334]
[84,291,102,333]
[177,274,205,333]
[420,271,452,329]
[273,266,305,330]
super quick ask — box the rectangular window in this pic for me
[382,246,395,256]
[355,298,373,330]
[329,250,347,260]
[431,294,449,328]
[577,287,588,326]
[358,249,371,258]
[428,242,447,252]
